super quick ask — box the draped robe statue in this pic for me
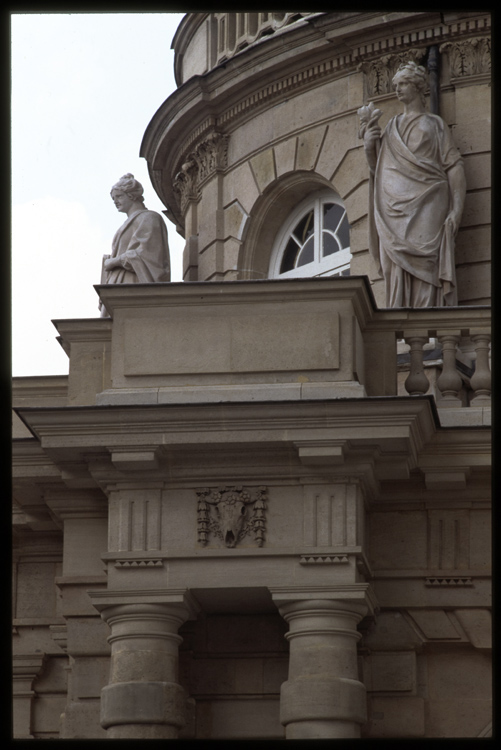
[100,173,170,316]
[362,62,466,308]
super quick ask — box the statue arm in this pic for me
[104,255,125,270]
[363,123,381,173]
[446,161,466,235]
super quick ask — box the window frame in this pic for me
[268,190,351,279]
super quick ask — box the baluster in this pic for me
[436,332,463,405]
[470,331,491,402]
[403,334,429,395]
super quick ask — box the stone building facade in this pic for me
[12,12,491,739]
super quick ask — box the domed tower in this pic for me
[141,11,490,307]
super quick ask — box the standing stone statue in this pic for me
[100,173,170,316]
[361,61,466,307]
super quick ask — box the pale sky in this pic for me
[11,12,186,376]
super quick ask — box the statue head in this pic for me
[110,173,145,206]
[392,61,427,106]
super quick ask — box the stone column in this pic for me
[272,588,375,739]
[90,592,199,739]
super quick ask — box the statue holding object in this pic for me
[360,61,466,308]
[99,173,170,316]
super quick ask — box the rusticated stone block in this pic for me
[250,148,276,193]
[195,697,284,739]
[368,651,417,693]
[295,125,328,172]
[280,678,367,724]
[426,651,492,701]
[425,698,492,738]
[274,137,297,178]
[100,680,186,728]
[60,699,108,739]
[367,696,425,737]
[362,611,422,652]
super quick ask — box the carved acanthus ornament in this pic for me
[196,485,267,548]
[360,50,427,97]
[173,132,229,211]
[440,37,491,78]
[173,158,198,209]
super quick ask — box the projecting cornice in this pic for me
[12,395,477,502]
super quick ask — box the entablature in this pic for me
[14,396,489,505]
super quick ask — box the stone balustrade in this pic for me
[399,327,491,404]
[359,301,491,412]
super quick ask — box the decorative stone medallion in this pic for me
[196,485,267,548]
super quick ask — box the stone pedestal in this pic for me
[91,593,199,739]
[273,593,373,739]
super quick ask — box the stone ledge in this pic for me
[96,381,367,406]
[438,406,490,427]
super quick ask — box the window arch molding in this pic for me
[268,189,351,279]
[236,171,338,280]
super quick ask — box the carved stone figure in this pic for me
[362,61,466,307]
[100,173,170,316]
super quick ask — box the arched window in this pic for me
[268,191,351,279]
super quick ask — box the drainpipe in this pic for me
[427,46,440,116]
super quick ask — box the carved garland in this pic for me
[196,485,267,548]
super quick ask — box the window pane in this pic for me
[323,203,344,232]
[322,232,340,257]
[336,214,350,249]
[280,237,300,273]
[296,236,314,267]
[292,210,314,244]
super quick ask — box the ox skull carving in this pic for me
[196,486,267,548]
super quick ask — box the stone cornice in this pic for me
[93,278,490,341]
[13,397,441,500]
[95,275,376,319]
[12,439,59,471]
[52,317,112,357]
[12,375,68,402]
[16,397,441,437]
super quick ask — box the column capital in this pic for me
[270,584,378,618]
[88,588,200,622]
